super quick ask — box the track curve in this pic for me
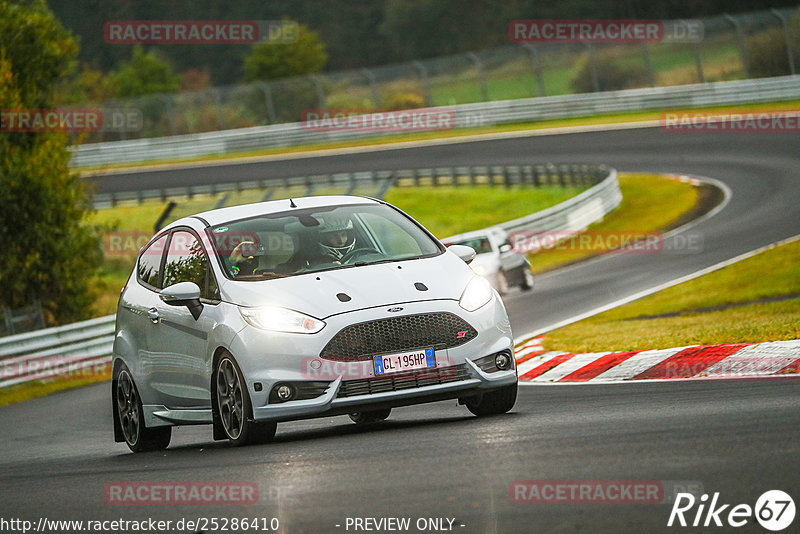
[1,127,797,533]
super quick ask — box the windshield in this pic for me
[209,203,442,280]
[450,236,493,255]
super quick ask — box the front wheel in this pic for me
[214,355,277,446]
[115,367,171,452]
[349,408,391,424]
[465,383,518,416]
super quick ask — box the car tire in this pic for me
[114,366,171,453]
[349,408,391,424]
[214,354,277,446]
[496,271,510,295]
[520,267,534,291]
[465,383,518,416]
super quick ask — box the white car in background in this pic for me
[444,227,533,295]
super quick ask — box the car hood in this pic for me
[220,251,474,319]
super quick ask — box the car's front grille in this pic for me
[320,312,477,361]
[336,364,471,398]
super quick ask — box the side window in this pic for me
[137,234,167,289]
[162,230,219,300]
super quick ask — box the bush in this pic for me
[380,81,427,110]
[570,50,650,93]
[745,19,800,78]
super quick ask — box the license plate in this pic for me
[374,348,435,375]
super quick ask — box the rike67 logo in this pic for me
[668,490,795,531]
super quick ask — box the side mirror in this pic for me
[160,282,203,319]
[449,244,477,264]
[499,244,512,253]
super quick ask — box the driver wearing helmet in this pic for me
[316,214,356,263]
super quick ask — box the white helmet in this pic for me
[317,214,356,260]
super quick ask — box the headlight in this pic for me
[459,276,493,312]
[240,306,325,334]
[471,264,487,276]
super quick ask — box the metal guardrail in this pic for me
[4,164,618,387]
[91,162,606,209]
[499,166,621,235]
[0,315,115,388]
[72,75,800,168]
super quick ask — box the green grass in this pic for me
[544,239,800,353]
[385,185,585,238]
[528,174,699,274]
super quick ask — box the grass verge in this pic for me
[528,174,700,274]
[543,238,800,353]
[0,369,111,408]
[76,99,800,174]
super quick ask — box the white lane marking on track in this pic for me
[524,352,610,382]
[514,233,800,344]
[589,347,688,381]
[700,340,800,378]
[516,352,566,376]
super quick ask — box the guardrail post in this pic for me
[468,166,476,186]
[412,61,433,107]
[641,44,655,87]
[214,88,227,130]
[308,75,326,108]
[467,52,489,102]
[584,44,600,92]
[256,82,278,124]
[361,68,382,108]
[692,42,705,83]
[156,94,177,136]
[724,14,750,78]
[522,44,547,97]
[771,9,797,75]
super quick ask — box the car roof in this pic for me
[164,195,380,229]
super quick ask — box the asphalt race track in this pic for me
[1,127,798,533]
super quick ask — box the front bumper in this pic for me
[228,295,514,423]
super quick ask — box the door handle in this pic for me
[147,307,160,324]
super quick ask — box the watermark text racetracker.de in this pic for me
[509,19,703,43]
[1,108,142,133]
[104,20,298,44]
[509,230,703,255]
[510,480,704,505]
[661,110,800,133]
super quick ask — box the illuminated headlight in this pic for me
[471,264,487,276]
[459,276,493,312]
[240,306,325,334]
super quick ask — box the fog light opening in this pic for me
[273,383,296,403]
[495,351,512,371]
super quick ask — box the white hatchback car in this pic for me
[112,196,517,452]
[444,227,533,295]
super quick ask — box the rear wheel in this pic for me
[349,408,391,424]
[465,383,518,416]
[214,355,276,446]
[115,367,171,452]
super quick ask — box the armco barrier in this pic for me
[2,165,619,387]
[0,315,115,388]
[71,75,800,167]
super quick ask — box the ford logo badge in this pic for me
[387,307,404,313]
